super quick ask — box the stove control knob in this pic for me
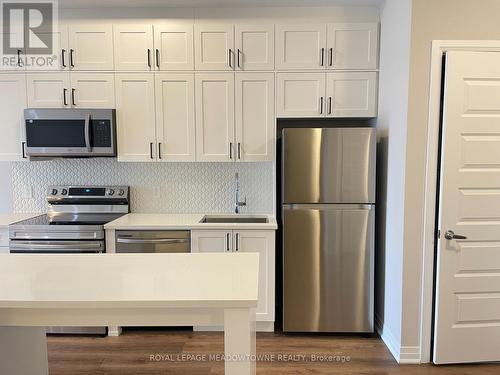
[51,188,58,195]
[61,189,68,195]
[118,189,125,196]
[108,189,115,196]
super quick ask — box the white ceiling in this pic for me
[59,0,384,9]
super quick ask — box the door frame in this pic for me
[420,40,500,363]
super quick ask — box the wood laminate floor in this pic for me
[47,329,500,374]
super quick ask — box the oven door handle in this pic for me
[10,242,103,250]
[84,113,92,152]
[116,238,187,244]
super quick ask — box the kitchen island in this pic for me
[0,253,259,375]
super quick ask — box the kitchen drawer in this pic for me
[0,228,9,247]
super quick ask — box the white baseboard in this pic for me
[375,314,421,364]
[399,346,421,364]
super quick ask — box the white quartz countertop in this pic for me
[104,213,277,230]
[0,253,259,309]
[0,213,41,228]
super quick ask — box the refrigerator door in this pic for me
[282,128,375,204]
[283,204,374,332]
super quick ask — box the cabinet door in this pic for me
[191,230,231,253]
[26,72,70,108]
[195,73,235,161]
[234,24,274,71]
[155,73,195,161]
[70,73,115,108]
[68,24,114,70]
[194,24,234,71]
[114,25,154,71]
[276,72,326,117]
[235,230,275,321]
[0,74,27,161]
[154,24,194,70]
[276,24,327,70]
[115,74,156,162]
[25,25,69,71]
[0,32,25,71]
[326,72,378,117]
[235,73,274,161]
[327,23,379,70]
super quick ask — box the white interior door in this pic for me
[0,74,27,161]
[154,24,194,70]
[113,24,154,71]
[434,50,500,364]
[68,24,114,70]
[26,72,70,108]
[275,24,326,70]
[235,72,274,161]
[195,73,235,161]
[194,24,234,71]
[70,73,115,108]
[115,73,156,162]
[234,24,274,70]
[155,73,195,161]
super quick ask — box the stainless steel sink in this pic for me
[200,215,269,224]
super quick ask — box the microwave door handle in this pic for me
[84,113,91,152]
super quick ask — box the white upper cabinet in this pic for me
[155,73,196,161]
[70,73,115,108]
[276,72,326,117]
[0,74,27,161]
[195,73,235,161]
[234,24,274,71]
[194,24,234,71]
[26,72,70,108]
[25,25,69,71]
[68,24,114,70]
[276,24,327,70]
[235,73,275,161]
[325,72,378,117]
[114,25,154,71]
[327,23,379,70]
[155,24,194,70]
[115,73,156,162]
[0,32,25,71]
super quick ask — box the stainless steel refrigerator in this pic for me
[282,127,375,333]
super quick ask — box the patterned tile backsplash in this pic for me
[11,159,275,214]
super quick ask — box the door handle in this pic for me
[17,49,22,67]
[84,113,91,152]
[235,232,239,251]
[319,97,324,114]
[228,49,233,68]
[61,49,66,68]
[21,142,27,159]
[71,88,76,106]
[158,142,162,159]
[320,47,325,66]
[229,142,233,159]
[237,142,241,160]
[328,96,332,115]
[329,48,333,66]
[444,230,467,240]
[70,49,75,67]
[226,232,230,252]
[147,49,151,68]
[237,49,242,68]
[155,49,160,68]
[149,142,154,159]
[63,88,68,106]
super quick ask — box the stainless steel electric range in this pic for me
[9,185,130,334]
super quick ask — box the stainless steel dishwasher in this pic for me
[115,230,190,253]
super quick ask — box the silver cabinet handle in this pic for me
[235,232,239,251]
[117,238,187,244]
[226,233,230,251]
[444,230,467,240]
[319,97,324,114]
[84,113,91,152]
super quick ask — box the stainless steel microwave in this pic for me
[24,108,116,158]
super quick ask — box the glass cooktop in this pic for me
[12,213,125,226]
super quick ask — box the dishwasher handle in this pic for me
[116,238,188,244]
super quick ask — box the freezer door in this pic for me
[282,128,375,204]
[283,204,374,332]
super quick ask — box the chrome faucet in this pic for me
[234,172,247,214]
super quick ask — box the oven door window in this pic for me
[26,119,112,148]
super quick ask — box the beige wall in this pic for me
[403,0,500,351]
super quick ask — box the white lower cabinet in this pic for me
[277,71,378,118]
[191,229,275,323]
[0,74,27,161]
